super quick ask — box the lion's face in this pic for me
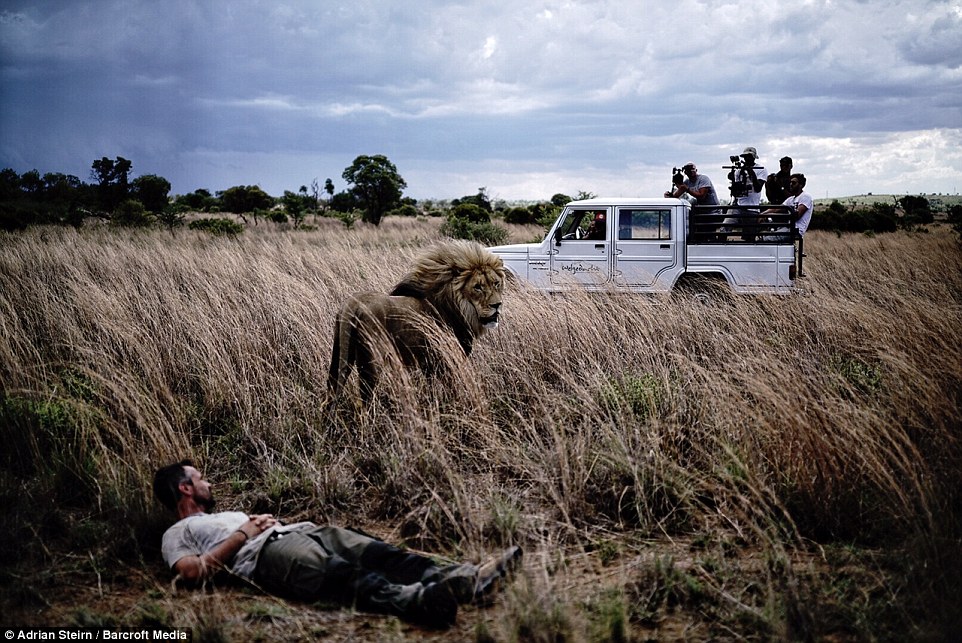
[455,264,504,335]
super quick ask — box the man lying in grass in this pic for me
[153,459,522,630]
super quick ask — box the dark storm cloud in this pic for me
[1,0,960,199]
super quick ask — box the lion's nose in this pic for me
[492,302,502,311]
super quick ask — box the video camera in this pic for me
[727,155,746,169]
[723,156,764,199]
[671,167,685,185]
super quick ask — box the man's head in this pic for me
[682,162,698,178]
[153,459,216,512]
[780,156,793,171]
[741,147,758,163]
[789,173,807,194]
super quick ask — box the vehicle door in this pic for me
[550,207,612,287]
[612,206,681,289]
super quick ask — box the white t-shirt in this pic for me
[783,192,814,235]
[735,166,769,206]
[161,512,314,580]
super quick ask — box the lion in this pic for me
[327,240,505,397]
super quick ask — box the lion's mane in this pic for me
[327,240,505,396]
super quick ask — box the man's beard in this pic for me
[197,494,217,512]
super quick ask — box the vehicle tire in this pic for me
[672,274,732,305]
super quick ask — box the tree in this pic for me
[42,173,83,204]
[219,185,273,215]
[0,168,20,201]
[341,155,407,226]
[898,195,932,226]
[281,187,314,228]
[90,157,131,211]
[947,204,962,238]
[131,174,171,213]
[156,207,186,236]
[453,187,492,212]
[309,179,320,219]
[177,189,217,212]
[19,170,43,195]
[329,190,359,213]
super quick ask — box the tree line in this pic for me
[0,154,573,244]
[0,154,418,232]
[809,195,962,238]
[5,155,957,240]
[2,154,555,241]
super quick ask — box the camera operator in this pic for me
[719,146,768,239]
[665,163,721,240]
[664,162,720,209]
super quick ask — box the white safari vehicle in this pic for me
[488,197,803,296]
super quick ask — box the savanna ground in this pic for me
[1,216,961,641]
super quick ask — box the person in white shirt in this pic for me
[761,173,815,240]
[720,146,769,239]
[785,173,814,235]
[153,459,522,630]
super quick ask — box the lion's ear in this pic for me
[390,280,426,299]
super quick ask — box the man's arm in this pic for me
[664,183,686,198]
[173,514,278,585]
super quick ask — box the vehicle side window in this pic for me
[617,209,671,240]
[558,210,606,241]
[556,210,584,239]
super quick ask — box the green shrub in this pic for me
[111,200,153,227]
[831,354,883,397]
[387,203,419,217]
[188,217,244,235]
[451,202,490,223]
[599,373,663,419]
[333,209,359,229]
[503,206,539,225]
[267,210,288,224]
[811,201,897,234]
[439,215,508,244]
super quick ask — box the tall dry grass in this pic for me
[1,220,960,640]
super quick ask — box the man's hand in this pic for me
[174,514,278,585]
[237,514,279,539]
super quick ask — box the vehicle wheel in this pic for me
[672,275,732,305]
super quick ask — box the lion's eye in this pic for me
[474,284,483,291]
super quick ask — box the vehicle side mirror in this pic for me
[554,228,563,246]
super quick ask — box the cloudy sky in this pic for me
[2,0,961,201]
